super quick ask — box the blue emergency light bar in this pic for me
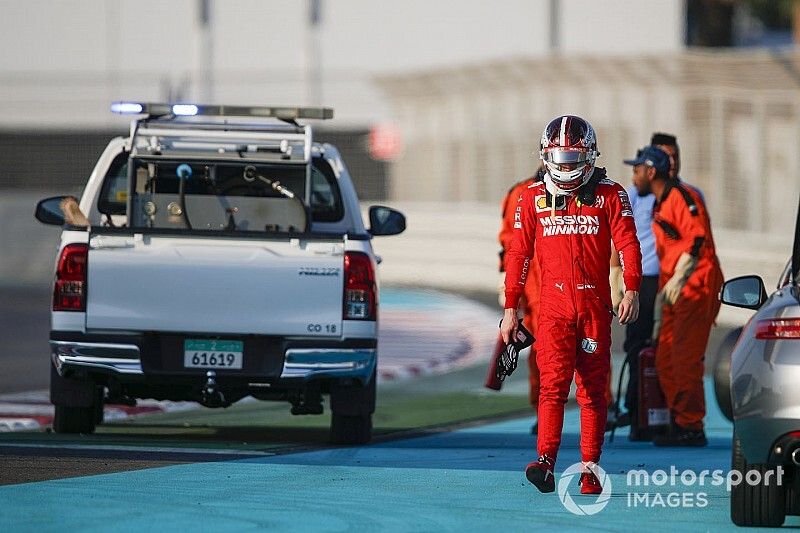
[110,101,334,120]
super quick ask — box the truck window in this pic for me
[97,153,129,218]
[99,155,344,228]
[129,160,309,233]
[310,158,344,223]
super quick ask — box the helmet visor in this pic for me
[543,148,589,164]
[543,149,590,173]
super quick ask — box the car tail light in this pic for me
[343,252,376,320]
[53,243,88,312]
[755,318,800,340]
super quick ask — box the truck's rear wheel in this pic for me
[329,371,376,445]
[330,413,372,445]
[50,366,100,434]
[53,405,97,434]
[93,387,105,425]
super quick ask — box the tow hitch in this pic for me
[290,386,323,415]
[200,370,228,407]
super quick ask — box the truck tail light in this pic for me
[756,318,800,340]
[343,252,376,320]
[53,244,88,312]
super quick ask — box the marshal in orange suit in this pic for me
[626,145,722,447]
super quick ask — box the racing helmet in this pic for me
[539,115,599,192]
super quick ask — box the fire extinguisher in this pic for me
[609,292,670,442]
[630,344,669,441]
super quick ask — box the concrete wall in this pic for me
[369,202,787,327]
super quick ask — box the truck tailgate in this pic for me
[85,234,344,337]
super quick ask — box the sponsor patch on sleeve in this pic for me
[617,189,633,217]
[514,204,522,229]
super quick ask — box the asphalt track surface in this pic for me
[0,286,769,531]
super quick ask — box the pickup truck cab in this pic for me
[35,102,405,444]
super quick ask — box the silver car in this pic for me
[715,203,800,527]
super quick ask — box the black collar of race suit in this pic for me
[545,167,606,208]
[577,167,606,207]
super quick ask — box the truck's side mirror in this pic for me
[35,196,68,226]
[720,275,767,310]
[368,205,405,236]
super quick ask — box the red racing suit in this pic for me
[504,170,642,463]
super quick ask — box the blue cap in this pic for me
[623,145,670,174]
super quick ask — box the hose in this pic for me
[608,350,632,443]
[177,164,193,230]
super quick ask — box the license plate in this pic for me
[184,339,243,369]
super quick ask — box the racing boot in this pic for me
[525,454,555,493]
[579,463,603,495]
[614,411,631,428]
[604,407,617,432]
[653,425,707,447]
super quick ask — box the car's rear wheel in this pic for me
[731,433,786,527]
[785,472,800,516]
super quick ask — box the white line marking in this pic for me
[0,442,275,456]
[0,419,41,432]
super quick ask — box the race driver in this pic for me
[492,170,617,434]
[501,115,642,495]
[626,145,723,447]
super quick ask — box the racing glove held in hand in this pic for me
[661,252,698,305]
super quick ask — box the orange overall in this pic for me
[500,177,542,408]
[652,182,723,431]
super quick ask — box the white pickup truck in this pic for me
[35,103,405,444]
